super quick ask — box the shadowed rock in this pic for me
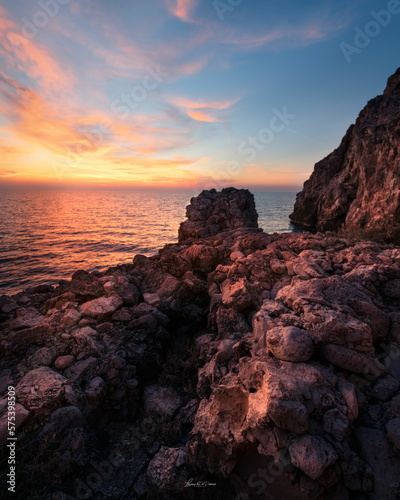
[178,187,258,242]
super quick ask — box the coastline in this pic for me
[1,188,400,499]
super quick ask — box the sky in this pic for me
[0,0,399,192]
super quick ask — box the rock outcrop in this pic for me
[290,67,400,241]
[178,187,258,242]
[1,188,400,499]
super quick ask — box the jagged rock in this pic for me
[288,435,338,480]
[220,277,253,311]
[290,67,400,241]
[41,405,84,437]
[178,187,258,242]
[64,357,98,383]
[143,293,161,307]
[60,309,81,330]
[189,357,353,477]
[9,307,45,331]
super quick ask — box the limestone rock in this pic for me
[288,435,338,480]
[266,326,314,362]
[319,344,386,376]
[9,307,45,331]
[80,294,123,319]
[178,187,258,242]
[16,367,67,411]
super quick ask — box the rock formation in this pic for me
[290,67,400,241]
[1,189,400,499]
[178,187,258,242]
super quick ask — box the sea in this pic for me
[0,190,299,296]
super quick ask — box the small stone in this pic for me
[143,293,161,307]
[289,435,338,480]
[60,309,81,330]
[323,409,349,441]
[55,355,75,370]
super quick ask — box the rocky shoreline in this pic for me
[1,187,400,499]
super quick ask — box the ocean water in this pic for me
[0,190,298,296]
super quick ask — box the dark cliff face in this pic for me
[290,67,400,239]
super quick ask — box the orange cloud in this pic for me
[186,110,220,122]
[170,95,240,122]
[0,77,97,156]
[0,6,75,94]
[167,0,196,22]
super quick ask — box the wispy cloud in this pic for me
[222,17,352,50]
[169,96,240,122]
[166,0,197,23]
[0,6,75,94]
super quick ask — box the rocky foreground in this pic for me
[1,188,400,499]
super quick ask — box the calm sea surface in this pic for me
[0,190,298,296]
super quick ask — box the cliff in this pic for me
[290,67,400,240]
[1,188,400,499]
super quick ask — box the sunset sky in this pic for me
[0,0,399,191]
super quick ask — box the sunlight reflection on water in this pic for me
[0,190,297,295]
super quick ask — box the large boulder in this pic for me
[178,187,258,242]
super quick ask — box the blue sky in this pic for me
[0,0,399,190]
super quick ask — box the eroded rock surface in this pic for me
[178,187,258,242]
